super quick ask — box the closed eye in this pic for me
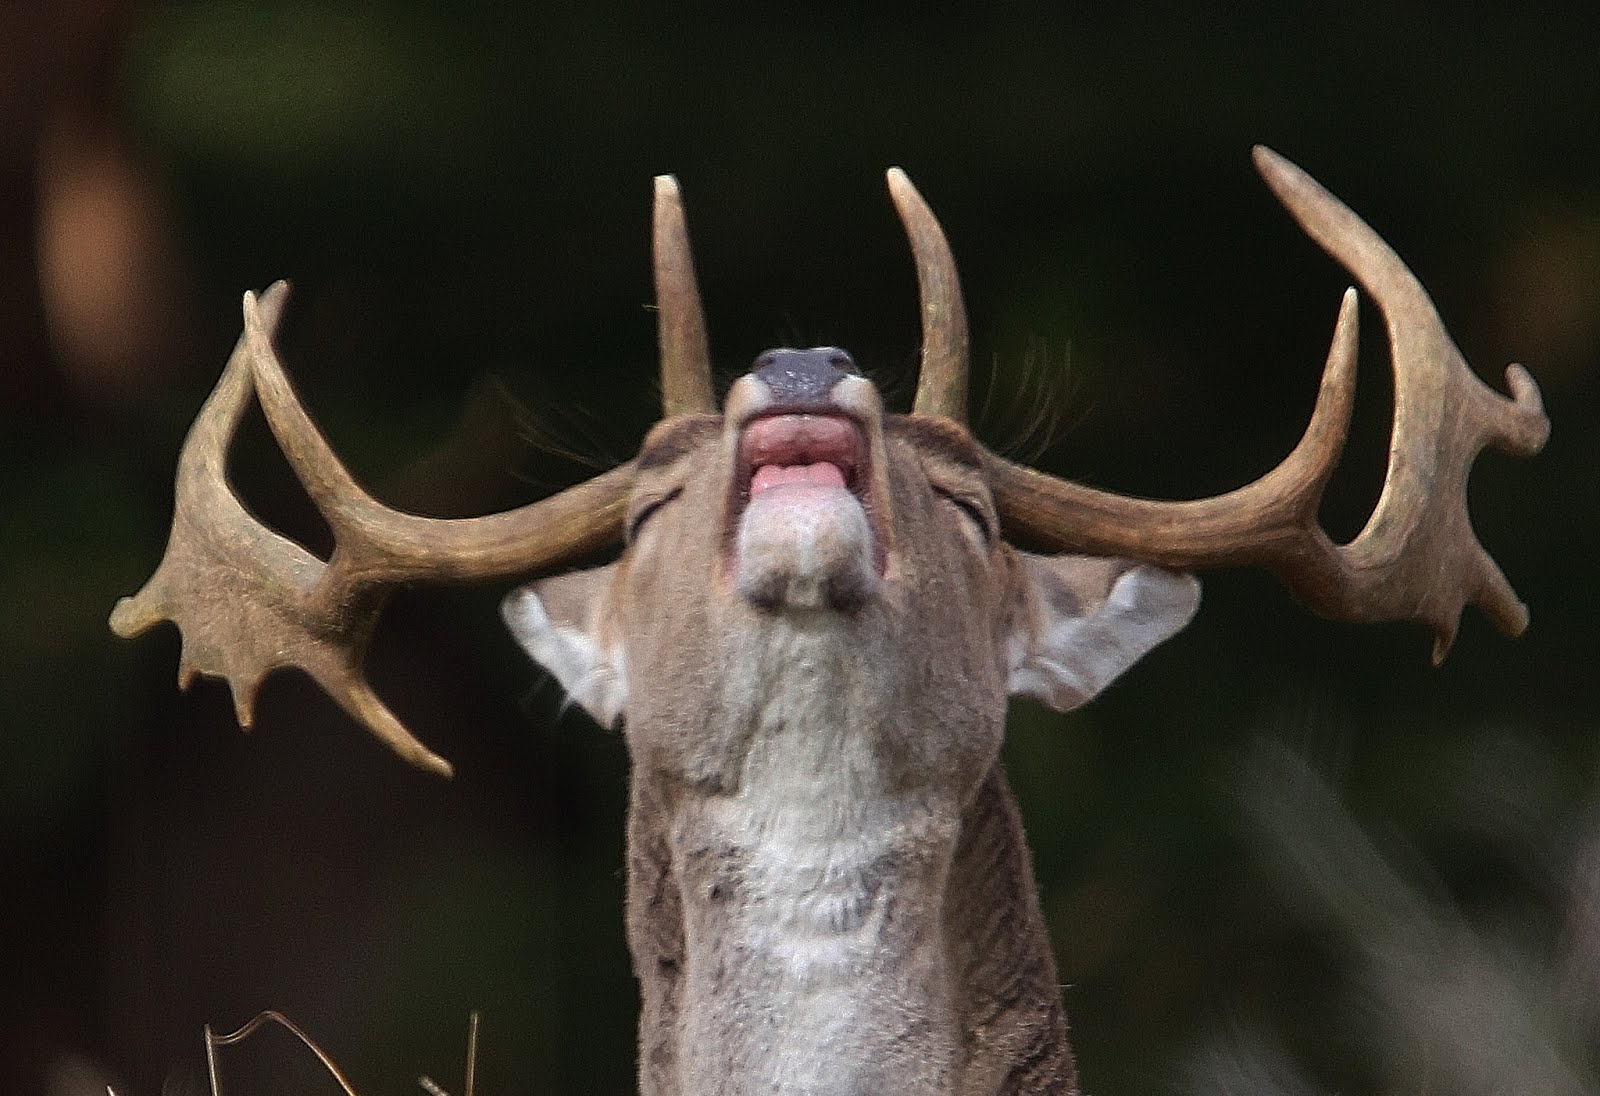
[626,487,683,542]
[934,487,995,543]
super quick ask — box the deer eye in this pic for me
[626,487,683,542]
[934,487,995,543]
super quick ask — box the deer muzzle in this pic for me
[724,353,889,612]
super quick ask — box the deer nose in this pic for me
[751,348,857,408]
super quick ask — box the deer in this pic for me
[110,147,1548,1095]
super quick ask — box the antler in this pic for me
[111,179,717,773]
[654,174,716,415]
[982,147,1549,662]
[888,167,970,421]
[110,283,635,775]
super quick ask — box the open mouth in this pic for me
[739,413,864,500]
[729,411,888,581]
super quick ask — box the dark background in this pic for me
[3,3,1597,1094]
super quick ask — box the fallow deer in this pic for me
[111,148,1548,1095]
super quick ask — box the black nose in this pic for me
[751,348,856,407]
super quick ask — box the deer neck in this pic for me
[641,614,970,1094]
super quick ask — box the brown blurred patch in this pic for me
[36,94,193,405]
[1,0,193,415]
[1491,200,1600,389]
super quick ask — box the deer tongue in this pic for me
[750,461,847,496]
[740,413,861,502]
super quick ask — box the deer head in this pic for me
[110,148,1548,1093]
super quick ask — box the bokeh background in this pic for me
[3,3,1597,1094]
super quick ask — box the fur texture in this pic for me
[503,369,1198,1094]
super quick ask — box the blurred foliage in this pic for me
[2,2,1597,1094]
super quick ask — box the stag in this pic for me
[111,148,1547,1095]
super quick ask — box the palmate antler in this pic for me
[110,181,714,776]
[896,147,1549,663]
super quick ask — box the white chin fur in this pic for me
[734,486,880,611]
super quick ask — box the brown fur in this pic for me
[505,371,1197,1094]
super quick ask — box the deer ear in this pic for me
[501,564,628,728]
[1006,555,1199,712]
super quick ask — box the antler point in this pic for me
[1504,363,1551,445]
[885,167,921,208]
[1251,144,1290,178]
[108,594,150,638]
[1428,612,1462,666]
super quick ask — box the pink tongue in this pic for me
[750,461,846,496]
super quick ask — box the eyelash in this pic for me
[626,487,682,541]
[935,489,994,542]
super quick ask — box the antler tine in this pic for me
[990,149,1549,662]
[888,168,970,422]
[112,282,636,775]
[654,175,716,416]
